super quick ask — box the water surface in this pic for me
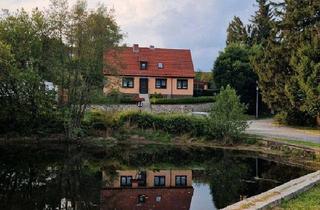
[0,142,311,209]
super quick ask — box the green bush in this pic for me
[119,111,208,137]
[151,96,215,104]
[275,110,315,126]
[90,89,138,104]
[150,92,165,99]
[83,109,123,131]
[208,85,248,143]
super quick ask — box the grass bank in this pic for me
[273,184,320,210]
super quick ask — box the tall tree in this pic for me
[226,16,249,45]
[251,0,273,45]
[281,0,320,123]
[0,9,57,134]
[46,0,123,137]
[251,0,320,125]
[213,44,258,114]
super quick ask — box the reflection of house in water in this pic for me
[101,169,194,210]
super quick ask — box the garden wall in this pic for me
[89,103,212,113]
[150,103,212,113]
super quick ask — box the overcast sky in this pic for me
[0,0,258,71]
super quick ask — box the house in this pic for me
[103,44,195,98]
[101,169,193,210]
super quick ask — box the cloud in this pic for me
[0,0,257,70]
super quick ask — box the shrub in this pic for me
[151,96,215,104]
[150,92,164,99]
[274,111,288,125]
[90,89,138,104]
[193,89,218,97]
[83,109,122,132]
[208,85,248,143]
[119,111,208,137]
[275,110,315,126]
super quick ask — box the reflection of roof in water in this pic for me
[101,169,194,209]
[101,187,194,210]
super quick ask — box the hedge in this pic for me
[151,96,215,104]
[119,111,209,137]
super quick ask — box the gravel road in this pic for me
[246,119,320,143]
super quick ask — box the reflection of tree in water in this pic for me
[205,157,249,209]
[0,145,101,210]
[0,143,311,210]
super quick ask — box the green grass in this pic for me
[275,184,320,210]
[273,138,320,149]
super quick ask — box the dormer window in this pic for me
[158,63,164,69]
[140,61,148,70]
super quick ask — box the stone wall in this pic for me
[150,103,212,113]
[89,103,212,113]
[89,104,140,112]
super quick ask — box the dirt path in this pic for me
[246,119,320,143]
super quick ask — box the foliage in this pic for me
[287,37,320,118]
[0,11,61,135]
[90,89,137,104]
[0,0,123,136]
[83,109,122,132]
[118,111,208,137]
[150,92,165,99]
[195,71,214,82]
[151,96,215,104]
[208,86,248,143]
[213,44,258,114]
[193,90,218,97]
[250,0,320,125]
[226,16,250,45]
[274,110,315,126]
[47,1,123,138]
[250,0,273,45]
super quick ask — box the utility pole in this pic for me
[256,81,259,119]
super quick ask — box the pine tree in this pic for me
[282,0,320,121]
[251,0,320,125]
[251,0,273,45]
[226,16,249,45]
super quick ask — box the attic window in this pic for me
[157,63,164,69]
[140,61,148,70]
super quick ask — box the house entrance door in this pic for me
[139,78,148,94]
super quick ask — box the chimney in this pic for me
[133,44,139,53]
[150,45,155,50]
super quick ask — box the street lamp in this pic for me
[256,81,259,119]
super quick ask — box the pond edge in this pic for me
[222,170,320,210]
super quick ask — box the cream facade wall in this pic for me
[103,170,192,188]
[104,76,194,96]
[103,76,140,94]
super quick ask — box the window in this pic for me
[155,78,167,89]
[120,176,132,187]
[154,176,165,187]
[122,77,134,88]
[175,176,187,186]
[140,61,148,70]
[177,79,188,89]
[158,63,164,69]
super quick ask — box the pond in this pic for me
[0,142,312,210]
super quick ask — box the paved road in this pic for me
[246,119,320,143]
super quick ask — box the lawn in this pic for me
[274,138,320,149]
[274,184,320,210]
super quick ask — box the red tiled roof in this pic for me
[101,187,194,210]
[104,46,195,78]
